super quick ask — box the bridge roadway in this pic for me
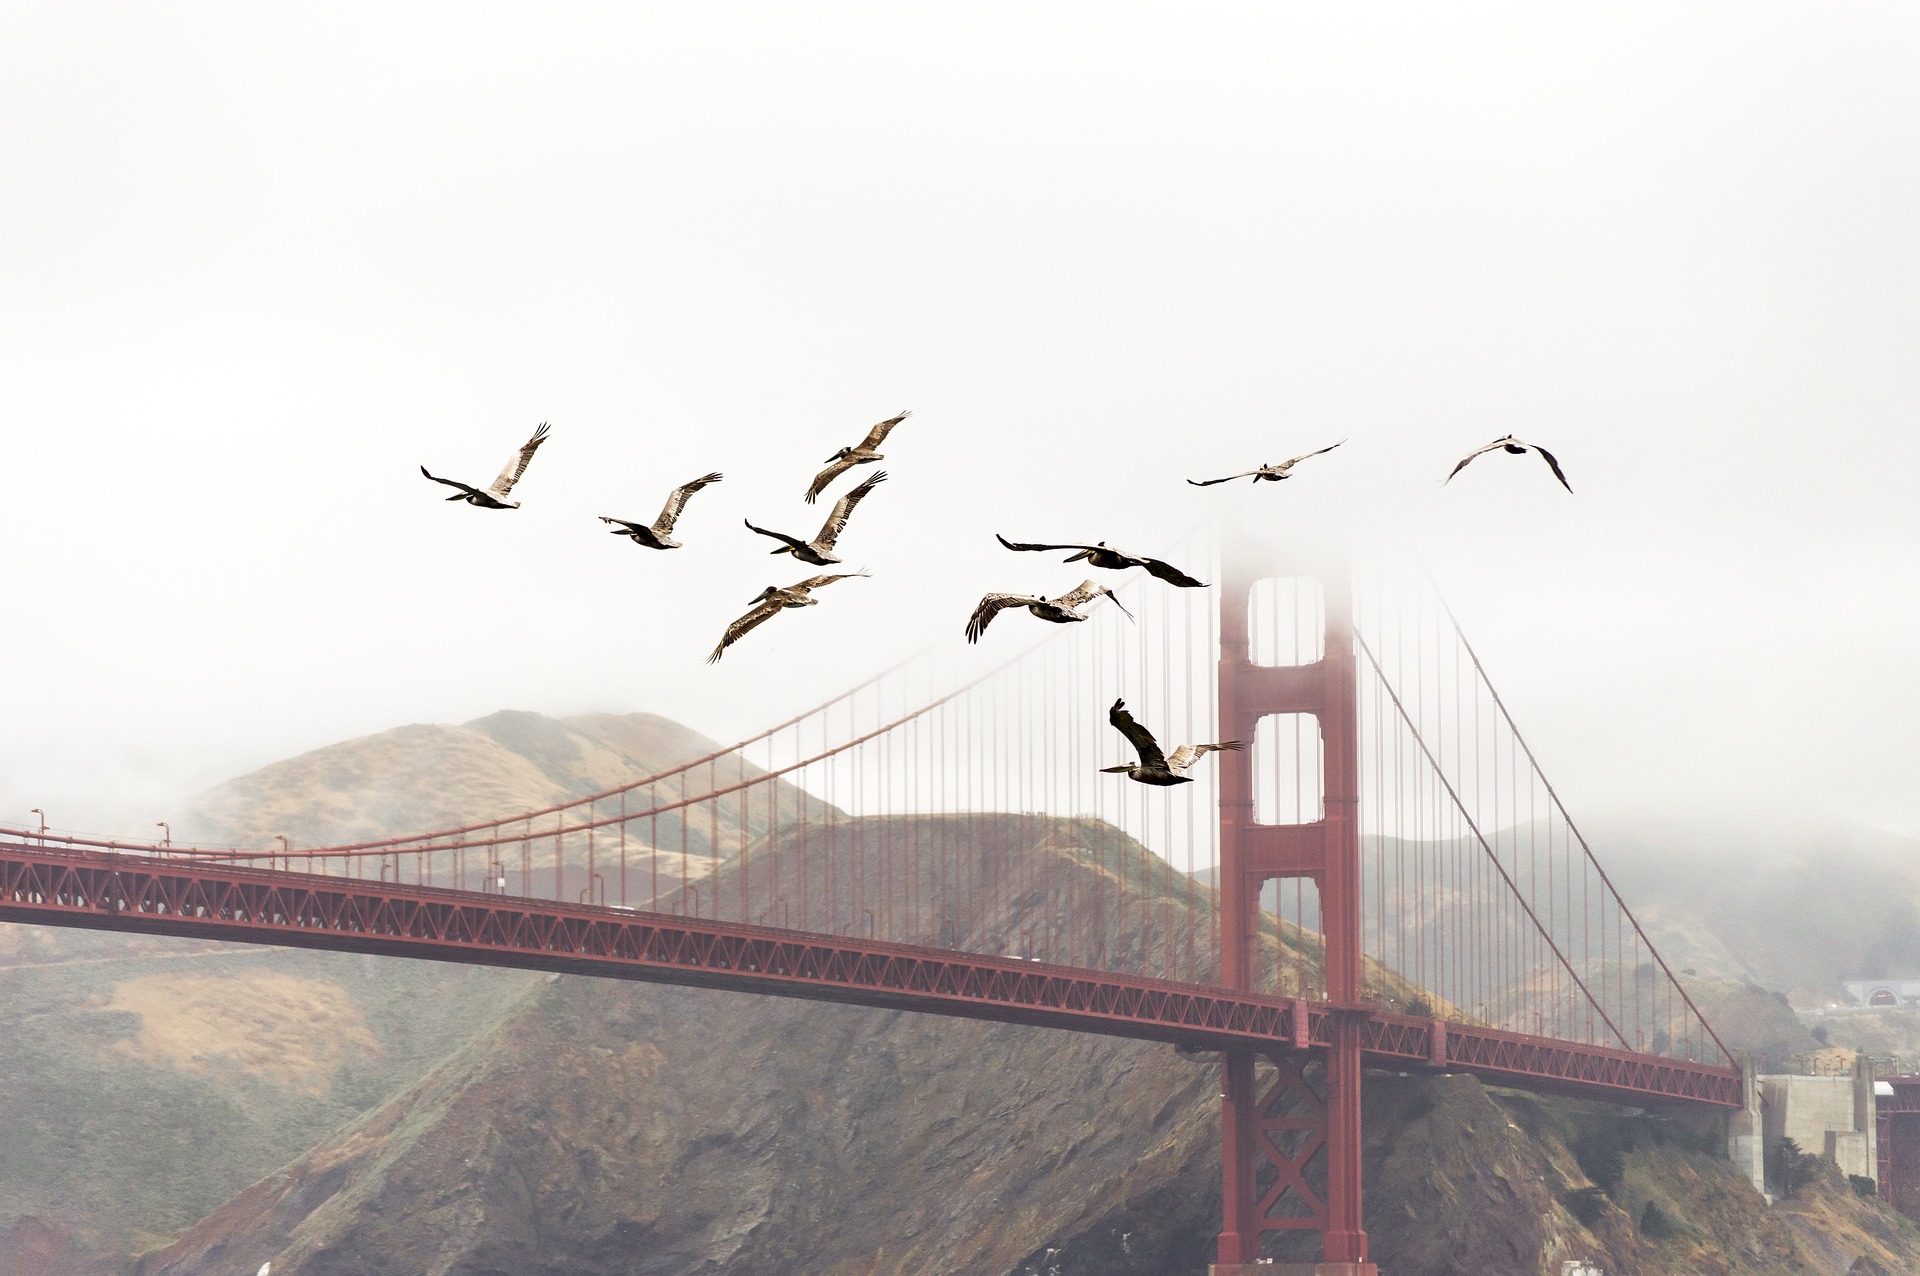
[0,839,1740,1109]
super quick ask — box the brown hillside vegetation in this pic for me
[131,989,1920,1276]
[132,817,1920,1275]
[0,711,788,1265]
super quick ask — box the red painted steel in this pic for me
[0,840,1310,1046]
[1878,1079,1920,1213]
[1215,542,1370,1267]
[0,838,1741,1108]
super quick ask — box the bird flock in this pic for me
[421,418,1572,783]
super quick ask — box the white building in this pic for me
[1845,979,1920,1007]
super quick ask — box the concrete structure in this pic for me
[1729,1061,1768,1197]
[1845,979,1920,1007]
[1759,1056,1878,1185]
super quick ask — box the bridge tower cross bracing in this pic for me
[1215,538,1376,1273]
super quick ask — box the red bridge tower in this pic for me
[1214,540,1376,1274]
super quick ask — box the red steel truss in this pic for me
[1878,1078,1920,1213]
[0,840,1309,1047]
[0,838,1741,1109]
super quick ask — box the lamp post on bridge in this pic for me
[274,835,290,873]
[155,822,170,853]
[29,809,46,845]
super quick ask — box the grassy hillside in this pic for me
[0,709,799,1263]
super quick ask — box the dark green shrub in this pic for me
[1769,1136,1818,1198]
[1572,1125,1631,1195]
[1562,1186,1608,1226]
[1851,1173,1879,1199]
[1639,1199,1681,1238]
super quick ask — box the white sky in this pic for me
[3,3,1916,840]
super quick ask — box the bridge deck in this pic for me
[0,841,1740,1108]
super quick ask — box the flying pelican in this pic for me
[600,472,724,549]
[420,423,551,509]
[805,410,911,503]
[964,579,1133,644]
[745,471,887,565]
[994,534,1207,588]
[707,571,869,663]
[1101,698,1241,785]
[1187,441,1343,487]
[1446,435,1572,492]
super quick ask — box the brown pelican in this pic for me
[805,410,911,503]
[420,423,551,509]
[600,472,724,549]
[1445,435,1573,492]
[707,571,869,663]
[964,579,1133,644]
[1101,698,1241,785]
[994,534,1207,588]
[745,471,886,565]
[1187,441,1343,487]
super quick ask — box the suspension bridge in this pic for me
[0,535,1741,1274]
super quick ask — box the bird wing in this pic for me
[965,593,1035,643]
[1053,578,1105,609]
[857,409,911,451]
[1108,699,1169,771]
[1278,440,1345,470]
[1139,555,1208,588]
[1186,470,1259,486]
[743,518,811,553]
[420,466,482,497]
[654,471,723,534]
[792,569,871,593]
[487,422,551,499]
[1165,740,1243,772]
[804,454,860,504]
[1530,442,1574,493]
[995,534,1097,554]
[599,516,647,533]
[707,599,786,663]
[815,470,887,548]
[1053,579,1134,622]
[1444,436,1512,484]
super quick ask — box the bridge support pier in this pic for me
[1215,543,1373,1270]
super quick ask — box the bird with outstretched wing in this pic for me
[964,579,1133,643]
[421,422,552,509]
[1445,435,1573,492]
[1187,440,1342,487]
[747,471,888,564]
[1101,698,1241,785]
[601,471,724,549]
[995,534,1207,588]
[805,410,911,503]
[707,571,869,662]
